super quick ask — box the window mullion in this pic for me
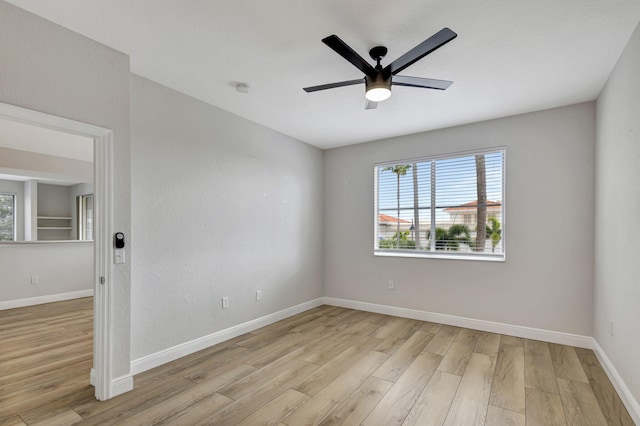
[430,160,436,252]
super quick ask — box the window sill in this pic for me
[374,249,505,262]
[0,240,94,245]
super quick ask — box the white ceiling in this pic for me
[6,0,640,149]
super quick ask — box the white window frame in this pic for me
[374,147,506,261]
[0,192,17,242]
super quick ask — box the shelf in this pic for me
[37,216,73,220]
[38,227,73,230]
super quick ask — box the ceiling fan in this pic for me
[303,28,457,109]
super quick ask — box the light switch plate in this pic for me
[114,249,125,264]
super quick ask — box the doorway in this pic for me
[0,102,115,400]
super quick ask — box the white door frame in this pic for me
[0,102,115,400]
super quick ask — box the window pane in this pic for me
[377,163,433,250]
[435,153,503,254]
[77,194,94,241]
[84,195,94,240]
[0,193,15,241]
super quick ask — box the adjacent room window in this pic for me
[0,193,16,241]
[374,147,505,260]
[76,194,94,241]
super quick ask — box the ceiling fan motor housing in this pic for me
[365,73,392,101]
[369,46,388,63]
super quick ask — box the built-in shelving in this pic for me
[37,216,73,239]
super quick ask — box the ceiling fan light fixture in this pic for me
[365,75,391,102]
[365,87,391,102]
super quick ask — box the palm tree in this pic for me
[475,154,487,251]
[486,217,502,253]
[383,165,411,249]
[412,163,421,249]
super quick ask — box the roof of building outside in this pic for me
[444,200,502,212]
[378,213,410,224]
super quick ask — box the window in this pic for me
[0,193,16,241]
[76,194,94,240]
[374,147,505,260]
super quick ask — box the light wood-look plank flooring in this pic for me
[0,298,635,425]
[0,297,94,425]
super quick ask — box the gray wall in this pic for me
[130,75,324,359]
[595,22,640,403]
[38,183,70,216]
[0,179,93,303]
[0,1,131,378]
[0,242,93,303]
[324,103,596,336]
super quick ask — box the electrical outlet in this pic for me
[31,276,38,284]
[256,290,262,301]
[388,280,395,290]
[610,320,614,336]
[222,297,229,309]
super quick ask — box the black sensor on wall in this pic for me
[114,232,125,249]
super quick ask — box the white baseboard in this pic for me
[0,289,94,311]
[130,298,324,375]
[111,374,134,398]
[592,340,640,424]
[321,297,594,349]
[90,368,133,400]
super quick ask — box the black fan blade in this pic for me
[365,99,378,110]
[392,75,453,90]
[322,35,377,78]
[303,78,364,93]
[383,28,457,76]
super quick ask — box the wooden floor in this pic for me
[0,299,635,425]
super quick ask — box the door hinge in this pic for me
[100,276,105,285]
